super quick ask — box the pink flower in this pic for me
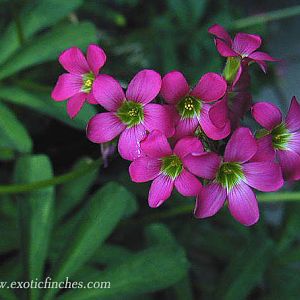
[129,130,203,208]
[208,24,277,73]
[86,70,174,161]
[251,97,300,181]
[160,71,230,140]
[52,45,106,118]
[184,127,283,226]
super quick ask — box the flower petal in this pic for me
[288,131,300,155]
[228,182,259,226]
[87,112,125,143]
[208,24,232,45]
[173,136,204,159]
[129,157,161,183]
[126,69,161,104]
[148,174,174,208]
[51,74,82,101]
[278,149,300,181]
[86,92,97,104]
[141,130,172,158]
[143,104,175,138]
[183,152,221,179]
[87,44,106,75]
[118,124,147,161]
[243,161,284,192]
[59,47,90,74]
[92,74,125,111]
[174,117,199,140]
[209,98,229,128]
[215,39,238,57]
[248,51,278,62]
[194,183,226,218]
[175,170,202,196]
[160,71,189,104]
[224,127,257,163]
[286,96,300,132]
[251,102,282,131]
[191,72,227,102]
[66,92,86,119]
[250,135,275,162]
[233,33,262,56]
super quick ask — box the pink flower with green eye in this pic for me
[208,24,277,73]
[51,45,106,118]
[251,97,300,181]
[160,71,230,140]
[86,70,174,161]
[129,130,203,208]
[184,127,283,226]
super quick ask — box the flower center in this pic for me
[271,123,291,150]
[161,155,183,179]
[177,96,202,119]
[216,162,244,190]
[117,101,144,127]
[82,72,95,93]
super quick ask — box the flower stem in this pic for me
[11,1,25,45]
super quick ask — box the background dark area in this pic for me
[0,0,300,299]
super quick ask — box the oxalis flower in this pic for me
[252,97,300,180]
[184,127,283,226]
[52,45,106,118]
[208,24,277,73]
[160,71,230,140]
[87,70,174,161]
[129,130,203,208]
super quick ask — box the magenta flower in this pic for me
[160,71,230,140]
[129,130,203,208]
[208,24,277,73]
[86,70,174,161]
[51,45,106,118]
[184,127,283,226]
[251,97,300,181]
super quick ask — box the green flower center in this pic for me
[117,101,144,127]
[216,162,244,190]
[82,72,95,93]
[271,123,291,150]
[176,96,202,119]
[161,155,183,179]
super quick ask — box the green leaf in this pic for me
[0,102,32,153]
[145,223,177,247]
[0,216,18,254]
[0,0,83,65]
[0,87,97,130]
[0,289,18,300]
[0,21,97,80]
[44,182,134,300]
[14,155,54,300]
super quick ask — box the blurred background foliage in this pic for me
[0,0,300,299]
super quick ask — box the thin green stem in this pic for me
[11,1,25,45]
[0,159,102,195]
[231,5,300,30]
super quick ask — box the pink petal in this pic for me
[232,33,262,56]
[173,136,204,159]
[141,130,172,158]
[129,157,161,183]
[209,98,229,128]
[87,44,106,75]
[66,92,86,119]
[278,150,300,181]
[215,39,238,57]
[126,69,161,105]
[160,71,189,104]
[86,92,97,104]
[208,24,232,45]
[227,182,259,226]
[148,174,174,208]
[191,72,227,102]
[248,51,278,62]
[51,74,82,101]
[183,152,221,179]
[255,60,268,73]
[251,102,282,131]
[243,161,284,192]
[288,131,300,155]
[59,47,90,74]
[87,112,125,143]
[250,135,275,162]
[118,124,147,161]
[286,96,300,132]
[224,127,257,163]
[174,170,202,196]
[194,183,226,218]
[143,104,175,138]
[174,117,199,140]
[92,74,125,111]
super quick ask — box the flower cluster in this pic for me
[52,24,300,226]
